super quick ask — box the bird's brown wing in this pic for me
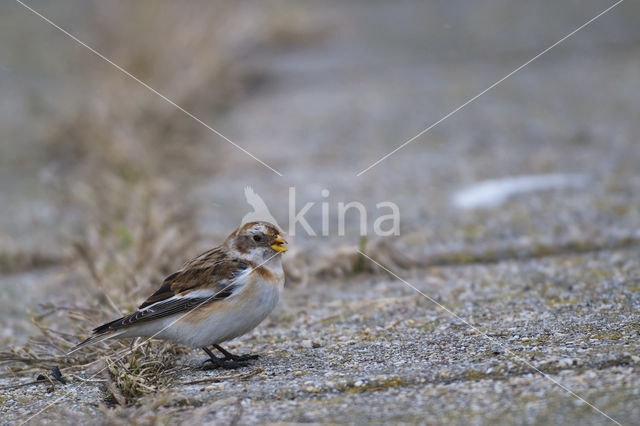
[91,247,251,334]
[138,246,247,309]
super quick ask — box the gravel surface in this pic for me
[3,248,640,424]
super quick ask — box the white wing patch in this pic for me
[140,266,252,312]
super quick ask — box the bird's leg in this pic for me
[201,346,225,368]
[212,344,259,361]
[201,346,252,370]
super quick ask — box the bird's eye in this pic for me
[253,235,262,242]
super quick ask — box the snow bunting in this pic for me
[73,221,287,369]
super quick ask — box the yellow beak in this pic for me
[271,235,288,252]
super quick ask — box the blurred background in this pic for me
[1,0,640,423]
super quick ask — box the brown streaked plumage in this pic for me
[138,251,248,309]
[72,221,287,369]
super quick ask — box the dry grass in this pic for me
[43,1,245,183]
[0,0,321,406]
[0,176,199,404]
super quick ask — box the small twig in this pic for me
[178,367,263,386]
[69,374,106,383]
[0,364,69,391]
[103,366,126,406]
[0,380,43,391]
[73,241,121,315]
[0,355,62,364]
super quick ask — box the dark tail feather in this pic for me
[68,319,126,355]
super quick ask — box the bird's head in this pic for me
[226,221,287,263]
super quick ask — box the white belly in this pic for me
[122,276,283,348]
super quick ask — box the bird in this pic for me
[72,221,288,369]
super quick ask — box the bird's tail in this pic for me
[67,329,126,355]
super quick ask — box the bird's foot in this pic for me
[225,353,259,362]
[201,357,250,370]
[212,344,259,362]
[201,346,258,370]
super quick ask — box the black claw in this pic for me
[233,353,260,361]
[212,344,259,361]
[200,346,256,370]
